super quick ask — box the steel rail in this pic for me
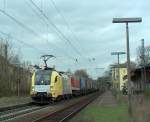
[33,93,98,122]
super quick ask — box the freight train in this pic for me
[30,66,99,103]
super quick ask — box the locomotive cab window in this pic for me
[35,70,51,85]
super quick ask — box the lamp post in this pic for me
[111,52,126,90]
[112,17,142,117]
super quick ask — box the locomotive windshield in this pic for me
[35,70,52,85]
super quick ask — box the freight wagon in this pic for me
[70,76,80,96]
[80,77,87,95]
[60,73,72,99]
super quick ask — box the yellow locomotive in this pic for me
[30,67,61,102]
[31,55,64,102]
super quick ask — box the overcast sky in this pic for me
[0,0,149,78]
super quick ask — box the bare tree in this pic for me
[0,37,31,97]
[136,45,150,65]
[74,69,89,78]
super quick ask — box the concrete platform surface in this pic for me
[91,91,118,107]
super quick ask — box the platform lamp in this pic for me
[112,17,142,116]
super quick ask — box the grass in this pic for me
[0,96,31,108]
[71,93,129,122]
[73,104,129,122]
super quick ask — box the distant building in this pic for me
[111,67,119,90]
[111,65,127,91]
[131,65,150,92]
[119,68,127,90]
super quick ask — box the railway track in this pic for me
[33,94,98,122]
[0,93,99,122]
[0,101,66,122]
[0,99,71,121]
[0,102,32,112]
[0,103,44,121]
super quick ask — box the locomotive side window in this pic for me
[55,76,58,83]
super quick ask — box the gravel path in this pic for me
[91,91,118,107]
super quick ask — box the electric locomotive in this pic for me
[30,66,63,103]
[30,55,64,103]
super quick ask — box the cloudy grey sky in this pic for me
[0,0,149,78]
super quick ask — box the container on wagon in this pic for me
[80,77,86,90]
[70,76,80,90]
[86,79,92,89]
